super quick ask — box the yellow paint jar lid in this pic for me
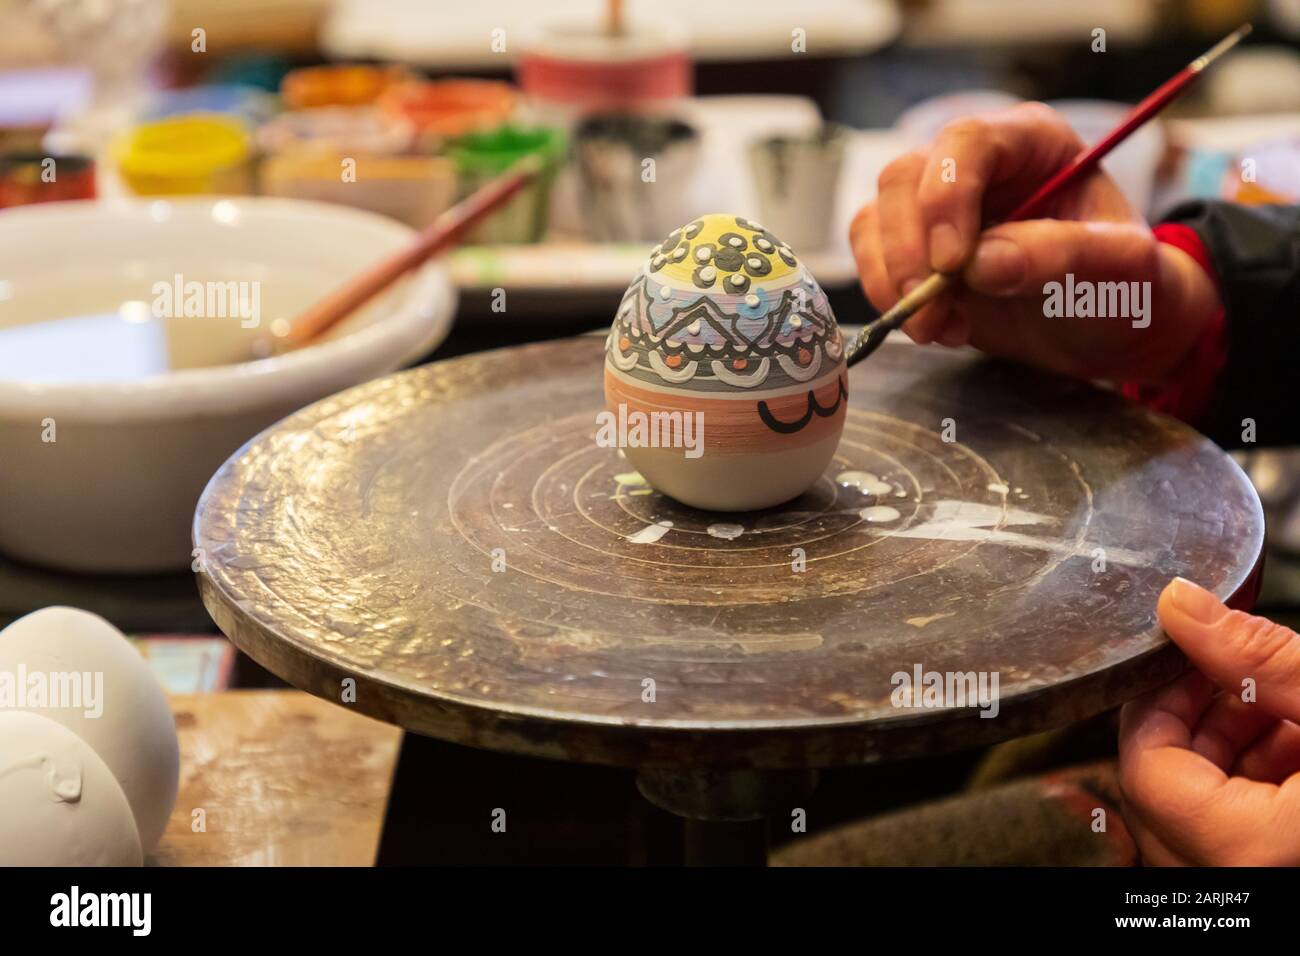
[114,114,251,180]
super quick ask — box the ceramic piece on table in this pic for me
[254,106,415,158]
[604,212,847,512]
[112,114,253,196]
[261,152,457,229]
[0,607,178,854]
[446,125,566,244]
[747,124,847,252]
[573,113,702,242]
[377,79,516,152]
[281,64,409,111]
[0,197,457,573]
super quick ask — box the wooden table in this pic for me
[194,337,1263,864]
[152,691,400,866]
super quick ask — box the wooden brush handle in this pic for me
[276,153,544,353]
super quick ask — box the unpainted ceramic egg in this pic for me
[0,606,180,855]
[0,710,143,866]
[604,213,847,511]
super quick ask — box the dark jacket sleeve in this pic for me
[1159,200,1300,449]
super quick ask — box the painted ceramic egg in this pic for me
[604,213,847,511]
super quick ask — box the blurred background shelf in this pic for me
[320,0,903,67]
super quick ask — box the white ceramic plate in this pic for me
[0,197,456,573]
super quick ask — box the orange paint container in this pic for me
[281,64,409,110]
[377,79,516,149]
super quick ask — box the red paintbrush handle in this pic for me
[1003,71,1193,223]
[846,24,1251,369]
[1003,21,1253,223]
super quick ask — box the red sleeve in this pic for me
[1119,223,1226,424]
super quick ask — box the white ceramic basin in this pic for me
[0,197,456,573]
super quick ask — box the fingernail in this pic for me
[928,222,964,272]
[967,237,1026,293]
[1167,577,1228,625]
[936,322,969,347]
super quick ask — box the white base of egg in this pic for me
[625,432,842,512]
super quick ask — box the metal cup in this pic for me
[747,124,847,252]
[573,113,701,243]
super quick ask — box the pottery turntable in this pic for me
[194,314,1263,864]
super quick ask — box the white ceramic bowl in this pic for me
[0,197,456,573]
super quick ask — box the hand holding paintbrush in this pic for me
[846,24,1251,369]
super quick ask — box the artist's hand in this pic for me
[1118,578,1300,866]
[850,102,1222,385]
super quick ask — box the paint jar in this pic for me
[113,115,253,196]
[378,79,517,151]
[261,153,457,229]
[142,84,278,129]
[0,152,96,208]
[255,107,415,158]
[281,64,409,110]
[748,125,847,252]
[447,125,566,243]
[517,19,692,122]
[573,113,701,242]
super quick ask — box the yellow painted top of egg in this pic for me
[646,213,802,291]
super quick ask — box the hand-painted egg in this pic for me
[0,607,180,855]
[604,213,847,511]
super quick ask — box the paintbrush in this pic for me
[844,22,1252,368]
[258,152,545,355]
[607,0,624,37]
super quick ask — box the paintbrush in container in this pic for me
[844,23,1252,368]
[256,152,545,356]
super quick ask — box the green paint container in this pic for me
[447,125,566,244]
